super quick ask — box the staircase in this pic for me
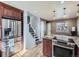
[29,24,40,45]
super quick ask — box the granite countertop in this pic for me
[66,36,79,48]
[43,35,53,40]
[72,37,79,48]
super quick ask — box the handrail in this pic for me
[29,17,38,38]
[29,17,37,34]
[29,23,37,35]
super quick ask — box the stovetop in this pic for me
[53,38,75,49]
[55,41,74,48]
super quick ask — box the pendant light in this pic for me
[63,8,67,18]
[77,4,79,17]
[53,10,56,20]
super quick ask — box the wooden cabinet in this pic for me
[74,45,79,57]
[77,48,79,56]
[3,7,11,17]
[43,38,52,57]
[17,11,21,20]
[2,3,13,18]
[3,7,22,20]
[11,9,21,20]
[0,2,23,20]
[75,45,79,57]
[0,50,2,57]
[12,9,17,19]
[0,2,23,57]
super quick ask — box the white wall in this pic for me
[27,12,41,40]
[77,17,79,36]
[47,23,51,35]
[40,21,45,41]
[23,11,36,49]
[35,17,41,40]
[23,11,41,49]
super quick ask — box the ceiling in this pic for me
[2,1,79,20]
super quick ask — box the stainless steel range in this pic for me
[53,37,75,57]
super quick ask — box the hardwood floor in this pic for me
[12,43,45,57]
[14,37,22,53]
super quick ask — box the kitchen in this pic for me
[1,1,79,57]
[43,15,79,57]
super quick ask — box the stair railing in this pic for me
[29,23,37,36]
[29,19,40,45]
[29,19,37,36]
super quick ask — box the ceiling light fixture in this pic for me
[77,4,79,17]
[63,8,67,18]
[53,10,56,20]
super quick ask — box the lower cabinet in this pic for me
[74,45,79,57]
[77,48,79,57]
[75,47,79,56]
[0,50,2,57]
[43,38,52,57]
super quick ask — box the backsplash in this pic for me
[52,34,75,41]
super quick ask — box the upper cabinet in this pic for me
[3,5,12,18]
[0,2,23,21]
[12,9,22,20]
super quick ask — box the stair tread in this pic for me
[29,25,39,42]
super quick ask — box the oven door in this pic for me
[53,45,74,57]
